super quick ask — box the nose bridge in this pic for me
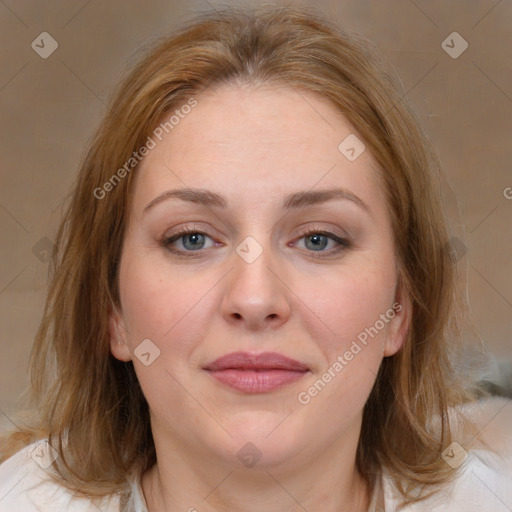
[233,233,280,297]
[221,232,291,328]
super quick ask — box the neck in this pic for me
[142,420,371,512]
[143,465,370,512]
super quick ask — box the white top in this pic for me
[1,397,511,512]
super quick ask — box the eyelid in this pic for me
[162,223,212,239]
[294,223,348,240]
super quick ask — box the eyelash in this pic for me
[161,224,351,259]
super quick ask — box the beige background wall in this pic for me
[1,0,511,418]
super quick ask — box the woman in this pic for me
[0,5,510,512]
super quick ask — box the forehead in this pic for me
[131,83,385,217]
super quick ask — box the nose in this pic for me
[221,238,291,331]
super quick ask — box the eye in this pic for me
[161,225,351,259]
[162,227,217,254]
[293,227,351,258]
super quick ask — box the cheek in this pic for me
[296,269,394,430]
[118,250,215,353]
[295,257,397,411]
[117,252,218,415]
[302,253,396,408]
[306,261,397,354]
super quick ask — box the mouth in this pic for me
[202,352,310,393]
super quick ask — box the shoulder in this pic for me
[0,440,121,512]
[383,397,512,511]
[445,397,512,511]
[455,396,512,456]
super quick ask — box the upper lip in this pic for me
[203,352,309,371]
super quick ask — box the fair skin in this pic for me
[109,83,411,512]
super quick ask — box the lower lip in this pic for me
[205,369,309,393]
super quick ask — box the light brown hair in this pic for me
[1,4,483,508]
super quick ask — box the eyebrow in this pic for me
[143,187,370,214]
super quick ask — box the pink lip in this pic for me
[203,352,310,393]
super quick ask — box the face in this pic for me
[109,83,410,471]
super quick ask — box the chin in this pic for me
[223,415,305,469]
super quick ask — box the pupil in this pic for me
[184,233,204,250]
[307,234,327,251]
